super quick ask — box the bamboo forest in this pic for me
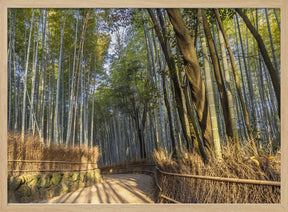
[7,8,281,204]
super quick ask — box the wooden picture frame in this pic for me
[0,0,287,211]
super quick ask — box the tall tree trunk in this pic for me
[72,10,90,146]
[8,11,13,131]
[214,9,258,156]
[12,10,19,132]
[21,9,35,142]
[47,52,54,146]
[152,10,168,149]
[201,9,234,142]
[182,79,206,157]
[84,62,90,147]
[161,71,177,157]
[152,31,164,150]
[245,24,260,140]
[147,9,196,155]
[61,55,65,143]
[234,16,249,112]
[160,9,201,156]
[166,8,213,161]
[54,12,65,145]
[152,10,177,157]
[90,38,97,148]
[134,111,146,159]
[79,64,84,146]
[142,11,164,151]
[129,92,148,159]
[66,15,78,145]
[252,8,274,147]
[216,21,240,145]
[29,10,41,135]
[198,10,222,160]
[273,9,280,31]
[211,23,225,140]
[39,9,48,141]
[265,9,279,76]
[236,14,259,139]
[235,14,252,114]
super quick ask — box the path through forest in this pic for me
[44,174,155,203]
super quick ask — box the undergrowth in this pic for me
[153,142,280,203]
[8,133,100,176]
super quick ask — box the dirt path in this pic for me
[44,174,155,203]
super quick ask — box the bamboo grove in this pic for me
[8,8,280,165]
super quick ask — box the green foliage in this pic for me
[51,173,62,185]
[215,9,235,21]
[8,7,280,167]
[91,10,158,122]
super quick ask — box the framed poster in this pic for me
[0,0,287,211]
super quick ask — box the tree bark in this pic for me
[147,9,196,155]
[166,8,213,161]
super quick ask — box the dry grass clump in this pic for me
[153,142,280,203]
[8,133,100,176]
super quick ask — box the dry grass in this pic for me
[153,142,281,203]
[8,133,100,176]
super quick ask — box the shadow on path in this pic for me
[44,174,155,203]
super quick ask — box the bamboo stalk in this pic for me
[156,167,280,186]
[8,160,98,165]
[8,168,98,173]
[160,194,181,203]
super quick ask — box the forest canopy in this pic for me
[8,8,280,165]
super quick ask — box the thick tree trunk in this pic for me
[147,9,195,155]
[166,8,213,161]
